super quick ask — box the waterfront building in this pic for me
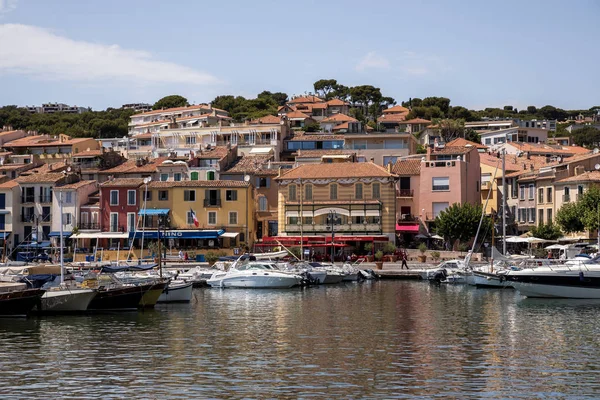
[274,161,398,247]
[51,181,98,246]
[392,159,422,242]
[187,145,238,181]
[552,170,600,239]
[0,180,20,255]
[98,178,144,248]
[2,134,100,165]
[71,148,126,182]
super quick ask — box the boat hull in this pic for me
[342,273,359,282]
[0,289,45,317]
[139,282,169,308]
[511,281,600,298]
[208,275,301,289]
[158,282,193,303]
[472,272,512,289]
[88,284,152,311]
[38,289,97,312]
[323,273,344,284]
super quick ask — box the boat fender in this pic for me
[579,271,585,282]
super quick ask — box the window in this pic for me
[546,187,552,202]
[127,190,136,205]
[547,208,553,223]
[144,190,152,201]
[485,138,492,145]
[530,207,536,223]
[0,193,4,210]
[304,184,312,201]
[372,183,381,199]
[110,213,118,232]
[355,183,363,200]
[539,209,544,224]
[206,171,215,181]
[208,211,217,225]
[383,156,398,166]
[65,192,73,204]
[258,196,268,211]
[62,213,72,225]
[257,177,270,188]
[174,173,182,182]
[578,185,584,195]
[288,216,299,225]
[519,186,525,200]
[481,173,492,185]
[432,177,450,191]
[110,190,119,205]
[159,191,168,201]
[330,183,338,200]
[190,171,199,181]
[528,184,534,200]
[186,136,196,145]
[289,185,297,201]
[226,190,238,201]
[160,173,169,182]
[127,212,136,232]
[538,188,544,203]
[229,211,238,225]
[186,211,194,225]
[184,190,196,202]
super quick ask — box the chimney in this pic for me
[426,145,432,159]
[370,157,375,163]
[530,164,533,171]
[387,161,393,173]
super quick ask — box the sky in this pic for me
[0,0,599,111]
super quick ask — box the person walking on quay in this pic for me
[401,249,409,270]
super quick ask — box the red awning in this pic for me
[328,236,389,242]
[396,224,419,233]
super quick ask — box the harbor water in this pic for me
[1,281,600,398]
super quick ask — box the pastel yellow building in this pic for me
[138,180,255,249]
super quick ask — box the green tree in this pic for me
[401,97,422,108]
[313,79,337,98]
[572,126,600,147]
[435,203,491,247]
[304,122,320,132]
[530,222,562,240]
[153,95,189,110]
[438,119,466,142]
[503,105,513,111]
[422,97,451,115]
[464,129,480,143]
[556,202,585,234]
[527,105,537,114]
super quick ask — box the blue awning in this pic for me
[0,232,10,240]
[138,209,170,216]
[16,241,52,249]
[48,231,72,238]
[129,229,225,240]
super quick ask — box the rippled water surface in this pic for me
[1,281,600,398]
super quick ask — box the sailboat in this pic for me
[37,190,97,313]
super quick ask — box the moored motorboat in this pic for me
[88,283,153,311]
[0,283,45,317]
[158,280,193,303]
[471,270,511,289]
[207,261,303,289]
[38,288,97,313]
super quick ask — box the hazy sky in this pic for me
[0,0,598,111]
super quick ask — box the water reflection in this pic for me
[0,282,599,398]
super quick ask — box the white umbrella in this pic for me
[525,237,551,244]
[430,234,444,240]
[545,244,566,250]
[505,236,529,243]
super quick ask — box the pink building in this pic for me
[393,145,481,239]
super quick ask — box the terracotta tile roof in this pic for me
[30,161,69,174]
[332,122,352,131]
[195,146,231,160]
[326,99,349,106]
[431,146,474,155]
[295,149,356,158]
[311,103,328,109]
[392,159,421,175]
[132,105,212,117]
[400,118,432,124]
[101,157,168,174]
[446,138,488,149]
[321,113,357,123]
[506,142,590,157]
[288,95,324,104]
[3,135,96,148]
[132,133,153,140]
[0,180,19,189]
[16,173,67,184]
[251,115,281,124]
[148,180,250,188]
[0,163,35,171]
[377,113,408,123]
[101,178,146,187]
[287,132,341,141]
[223,155,277,176]
[135,119,169,128]
[555,171,600,184]
[72,149,103,158]
[278,162,394,180]
[55,180,97,190]
[286,111,312,120]
[382,105,410,114]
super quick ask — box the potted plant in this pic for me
[364,243,374,262]
[374,250,384,270]
[430,251,440,262]
[383,242,397,262]
[205,250,219,266]
[417,243,428,263]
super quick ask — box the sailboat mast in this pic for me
[59,191,64,284]
[502,149,507,255]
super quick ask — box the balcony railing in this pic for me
[109,225,126,233]
[39,195,53,203]
[21,214,33,222]
[78,222,100,230]
[397,189,414,197]
[204,199,222,207]
[563,194,570,202]
[21,196,35,203]
[398,214,417,222]
[285,223,381,233]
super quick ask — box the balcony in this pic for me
[21,195,35,204]
[20,214,33,222]
[39,195,53,203]
[78,222,100,230]
[398,214,417,223]
[204,199,222,207]
[423,160,457,168]
[481,182,492,191]
[397,189,414,197]
[563,194,570,202]
[285,223,381,233]
[109,225,126,233]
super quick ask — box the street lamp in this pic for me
[140,176,152,264]
[156,213,170,278]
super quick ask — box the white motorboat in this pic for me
[503,259,600,298]
[308,262,345,284]
[426,260,469,284]
[158,280,193,302]
[471,270,511,288]
[280,262,327,284]
[39,287,97,312]
[207,262,303,289]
